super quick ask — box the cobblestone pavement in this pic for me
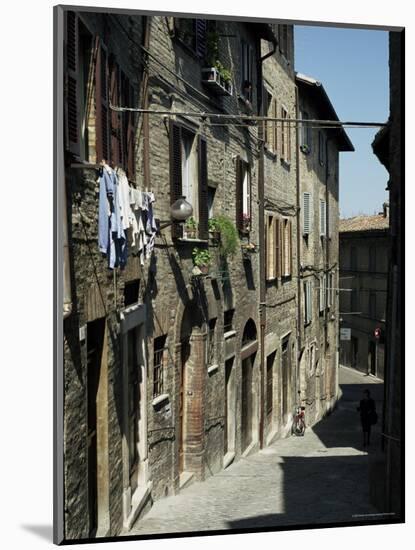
[126,366,384,536]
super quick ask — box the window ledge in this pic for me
[177,238,209,244]
[208,364,219,374]
[224,330,236,340]
[152,394,170,407]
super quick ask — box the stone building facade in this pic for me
[58,6,352,542]
[339,208,390,380]
[371,30,403,518]
[296,74,354,424]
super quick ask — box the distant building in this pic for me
[339,205,390,379]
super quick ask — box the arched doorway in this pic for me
[240,319,258,453]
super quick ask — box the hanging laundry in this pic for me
[143,191,158,260]
[116,167,134,231]
[98,164,127,270]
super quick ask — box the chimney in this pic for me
[383,202,389,218]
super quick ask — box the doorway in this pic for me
[241,355,254,452]
[86,318,106,537]
[179,338,190,474]
[281,338,290,424]
[224,357,235,456]
[369,340,376,376]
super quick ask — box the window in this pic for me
[264,91,277,154]
[64,12,136,177]
[207,318,217,366]
[303,192,311,236]
[169,121,208,239]
[319,131,326,166]
[208,186,216,219]
[309,344,315,373]
[281,106,291,163]
[153,335,167,398]
[266,351,276,416]
[124,279,140,307]
[304,279,313,325]
[281,219,292,277]
[327,272,334,309]
[320,200,327,237]
[319,273,325,313]
[300,111,312,152]
[241,41,254,102]
[235,157,252,233]
[224,309,235,334]
[174,18,207,58]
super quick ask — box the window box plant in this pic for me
[184,216,198,239]
[192,247,212,275]
[201,65,233,96]
[208,218,221,241]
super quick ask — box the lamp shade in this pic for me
[170,196,193,221]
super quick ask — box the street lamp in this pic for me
[157,196,193,231]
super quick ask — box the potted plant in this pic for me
[208,218,221,241]
[192,247,212,275]
[214,215,239,258]
[241,213,251,233]
[184,216,197,239]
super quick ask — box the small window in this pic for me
[304,279,313,325]
[303,192,311,235]
[236,158,252,233]
[124,279,140,307]
[264,91,277,154]
[241,41,254,102]
[320,200,327,237]
[281,106,291,163]
[300,111,311,152]
[153,335,167,398]
[281,219,292,277]
[224,309,235,334]
[174,18,207,57]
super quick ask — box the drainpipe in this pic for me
[63,176,72,319]
[295,85,302,395]
[257,38,277,449]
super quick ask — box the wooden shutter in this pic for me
[65,11,80,157]
[198,136,209,239]
[169,121,183,239]
[303,192,311,235]
[275,218,281,277]
[127,82,136,178]
[109,57,122,167]
[95,40,110,163]
[235,156,243,231]
[320,200,326,236]
[195,20,207,59]
[272,98,278,154]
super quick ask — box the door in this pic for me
[127,328,140,493]
[224,358,234,454]
[179,339,190,473]
[241,356,253,452]
[369,341,376,376]
[281,339,290,423]
[86,318,105,537]
[266,351,276,429]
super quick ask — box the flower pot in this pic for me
[209,230,221,241]
[185,229,197,239]
[198,264,210,275]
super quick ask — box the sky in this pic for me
[294,26,389,219]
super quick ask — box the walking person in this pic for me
[357,389,377,447]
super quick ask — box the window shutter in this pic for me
[127,82,136,179]
[265,216,269,278]
[288,220,292,275]
[235,156,243,231]
[109,57,122,167]
[65,11,80,157]
[320,200,326,236]
[276,218,281,277]
[273,216,278,278]
[303,192,311,235]
[95,40,110,163]
[198,136,209,240]
[169,121,183,239]
[195,20,207,59]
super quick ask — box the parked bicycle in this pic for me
[292,399,306,437]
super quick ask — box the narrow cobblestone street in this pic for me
[126,366,384,536]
